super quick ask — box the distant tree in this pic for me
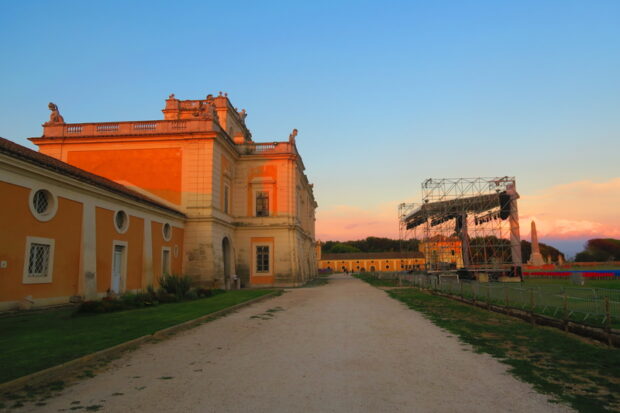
[574,238,620,262]
[521,240,532,263]
[574,251,595,262]
[321,236,420,254]
[325,242,362,253]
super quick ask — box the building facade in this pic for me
[0,138,185,310]
[317,247,425,273]
[420,236,463,270]
[0,93,317,309]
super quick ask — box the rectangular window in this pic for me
[256,246,270,272]
[28,243,50,277]
[256,192,269,217]
[162,248,171,276]
[224,184,230,214]
[111,244,126,294]
[23,237,55,284]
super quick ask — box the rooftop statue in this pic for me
[45,102,65,125]
[289,128,298,143]
[193,101,218,121]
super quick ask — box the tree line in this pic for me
[321,236,620,263]
[321,236,564,262]
[321,237,419,254]
[575,239,620,262]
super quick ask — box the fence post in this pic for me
[504,286,509,308]
[605,296,612,346]
[460,281,463,299]
[398,273,402,287]
[486,285,491,309]
[473,285,477,305]
[563,293,568,331]
[529,289,535,325]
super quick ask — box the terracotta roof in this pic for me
[0,137,185,217]
[321,251,424,261]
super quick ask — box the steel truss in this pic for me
[399,177,522,276]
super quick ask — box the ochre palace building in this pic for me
[0,93,317,310]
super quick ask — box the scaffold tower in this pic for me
[399,177,522,277]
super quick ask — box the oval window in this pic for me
[29,189,58,222]
[114,210,129,233]
[163,223,172,241]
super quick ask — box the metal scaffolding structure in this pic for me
[399,177,522,277]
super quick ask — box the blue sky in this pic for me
[1,0,619,256]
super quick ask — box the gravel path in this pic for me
[18,275,571,412]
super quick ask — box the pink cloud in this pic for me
[519,178,620,240]
[316,203,400,241]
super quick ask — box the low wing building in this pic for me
[318,251,425,273]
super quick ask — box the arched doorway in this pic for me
[222,237,232,289]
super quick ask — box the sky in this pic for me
[1,0,619,257]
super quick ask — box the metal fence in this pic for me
[360,272,620,329]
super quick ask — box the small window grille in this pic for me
[28,243,50,277]
[32,190,49,214]
[256,192,269,217]
[256,246,270,272]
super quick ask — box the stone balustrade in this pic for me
[41,120,297,156]
[43,119,215,138]
[239,142,297,155]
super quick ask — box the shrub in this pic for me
[195,288,225,298]
[158,274,194,299]
[77,299,128,314]
[120,292,157,307]
[196,288,213,298]
[77,300,105,314]
[156,291,179,303]
[185,289,198,300]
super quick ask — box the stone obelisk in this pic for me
[528,220,545,266]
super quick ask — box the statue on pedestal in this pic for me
[193,101,218,121]
[289,128,298,143]
[44,102,65,125]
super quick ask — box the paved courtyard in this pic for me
[19,275,571,412]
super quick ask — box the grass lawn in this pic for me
[354,272,401,287]
[0,289,274,385]
[524,278,620,290]
[387,288,620,413]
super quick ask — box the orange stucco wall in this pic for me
[151,221,184,284]
[95,208,144,293]
[0,182,82,301]
[68,148,182,205]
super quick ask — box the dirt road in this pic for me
[18,275,571,412]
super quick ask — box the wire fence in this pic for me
[360,271,620,329]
